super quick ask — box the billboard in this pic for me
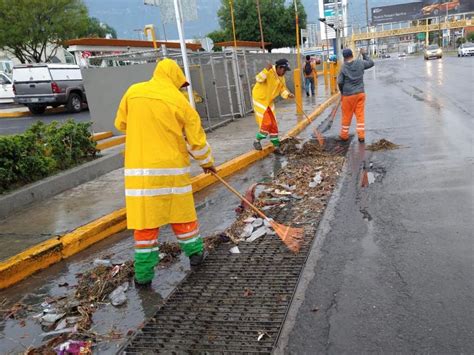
[420,0,474,18]
[372,2,423,25]
[372,1,474,25]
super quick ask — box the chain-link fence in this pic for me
[83,49,301,134]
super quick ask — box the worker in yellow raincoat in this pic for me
[115,58,216,286]
[252,58,294,153]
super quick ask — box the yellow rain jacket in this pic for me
[252,65,291,126]
[115,58,214,230]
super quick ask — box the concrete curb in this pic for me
[0,107,65,118]
[0,93,340,289]
[0,147,124,220]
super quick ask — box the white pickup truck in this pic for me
[0,72,14,104]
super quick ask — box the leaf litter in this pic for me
[13,137,347,354]
[366,139,399,151]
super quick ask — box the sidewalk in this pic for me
[0,87,331,261]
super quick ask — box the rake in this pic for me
[211,172,304,253]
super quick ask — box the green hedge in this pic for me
[0,120,98,193]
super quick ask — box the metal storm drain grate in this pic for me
[123,213,312,354]
[123,141,348,354]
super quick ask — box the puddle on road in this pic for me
[361,220,379,257]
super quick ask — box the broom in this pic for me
[211,172,304,253]
[269,66,326,147]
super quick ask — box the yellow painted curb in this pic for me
[0,93,340,289]
[0,107,65,119]
[96,135,125,151]
[92,131,113,142]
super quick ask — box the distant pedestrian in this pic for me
[337,48,374,143]
[303,55,316,97]
[115,58,216,287]
[252,59,295,154]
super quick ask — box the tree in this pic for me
[209,0,307,50]
[467,32,474,43]
[82,17,117,39]
[0,0,89,63]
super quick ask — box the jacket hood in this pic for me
[152,58,187,89]
[126,58,189,106]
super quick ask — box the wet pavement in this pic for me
[0,87,329,261]
[0,110,91,136]
[0,151,293,354]
[0,85,332,352]
[278,57,474,353]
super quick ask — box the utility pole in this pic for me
[365,0,369,29]
[173,0,195,108]
[334,0,341,60]
[256,0,265,53]
[229,0,238,49]
[365,0,370,51]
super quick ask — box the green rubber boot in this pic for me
[134,248,159,284]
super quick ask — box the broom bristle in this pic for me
[313,129,325,146]
[270,221,304,253]
[361,170,369,188]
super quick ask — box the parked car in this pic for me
[422,0,460,16]
[458,42,474,56]
[0,72,14,104]
[424,44,443,60]
[12,63,87,115]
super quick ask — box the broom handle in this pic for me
[211,172,269,221]
[269,66,326,142]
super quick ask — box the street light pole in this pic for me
[229,0,238,49]
[173,0,195,108]
[256,0,265,53]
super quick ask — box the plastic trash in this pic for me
[54,339,92,355]
[41,313,65,326]
[246,227,267,242]
[109,282,129,307]
[229,246,240,254]
[41,325,77,337]
[93,259,112,267]
[251,218,264,228]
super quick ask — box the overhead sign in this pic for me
[318,0,348,40]
[144,0,198,24]
[371,2,423,25]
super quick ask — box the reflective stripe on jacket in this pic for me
[252,65,290,126]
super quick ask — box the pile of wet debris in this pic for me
[224,138,345,249]
[0,242,183,354]
[366,138,399,151]
[3,138,347,354]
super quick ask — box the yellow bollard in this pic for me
[329,62,336,94]
[313,70,318,98]
[294,68,303,114]
[323,61,329,87]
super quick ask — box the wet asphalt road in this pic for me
[278,57,474,353]
[0,109,90,135]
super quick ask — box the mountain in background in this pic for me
[83,0,416,41]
